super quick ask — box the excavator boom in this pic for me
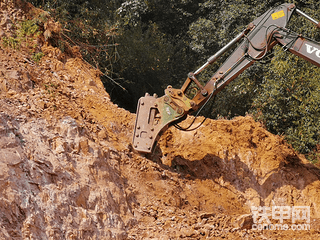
[133,3,320,153]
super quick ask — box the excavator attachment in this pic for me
[133,86,194,153]
[133,3,320,153]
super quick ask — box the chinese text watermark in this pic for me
[250,206,310,230]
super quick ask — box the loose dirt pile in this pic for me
[0,1,320,239]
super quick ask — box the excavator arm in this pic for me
[133,3,320,153]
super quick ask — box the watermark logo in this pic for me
[251,206,310,231]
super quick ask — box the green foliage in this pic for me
[251,47,320,155]
[32,52,44,63]
[118,0,204,35]
[112,23,175,109]
[1,19,42,51]
[117,0,148,26]
[188,0,276,56]
[44,82,59,100]
[17,20,40,38]
[111,0,206,109]
[27,0,122,85]
[2,36,21,49]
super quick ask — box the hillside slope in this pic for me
[1,1,320,239]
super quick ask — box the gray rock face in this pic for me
[0,114,133,239]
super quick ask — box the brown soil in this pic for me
[0,1,320,239]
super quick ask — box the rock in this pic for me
[0,148,24,165]
[7,89,17,96]
[6,70,20,80]
[79,137,89,154]
[54,138,67,154]
[233,214,253,230]
[200,212,216,219]
[0,29,5,37]
[98,129,107,140]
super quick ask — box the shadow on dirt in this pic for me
[149,147,320,201]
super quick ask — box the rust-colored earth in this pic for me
[0,1,320,239]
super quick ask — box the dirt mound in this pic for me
[159,116,320,211]
[0,1,320,239]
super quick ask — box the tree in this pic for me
[113,0,206,111]
[252,47,320,155]
[186,0,320,159]
[26,0,122,93]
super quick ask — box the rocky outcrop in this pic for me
[0,114,135,239]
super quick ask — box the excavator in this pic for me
[132,3,320,153]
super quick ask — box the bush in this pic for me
[251,47,320,155]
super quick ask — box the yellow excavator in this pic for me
[133,3,320,153]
